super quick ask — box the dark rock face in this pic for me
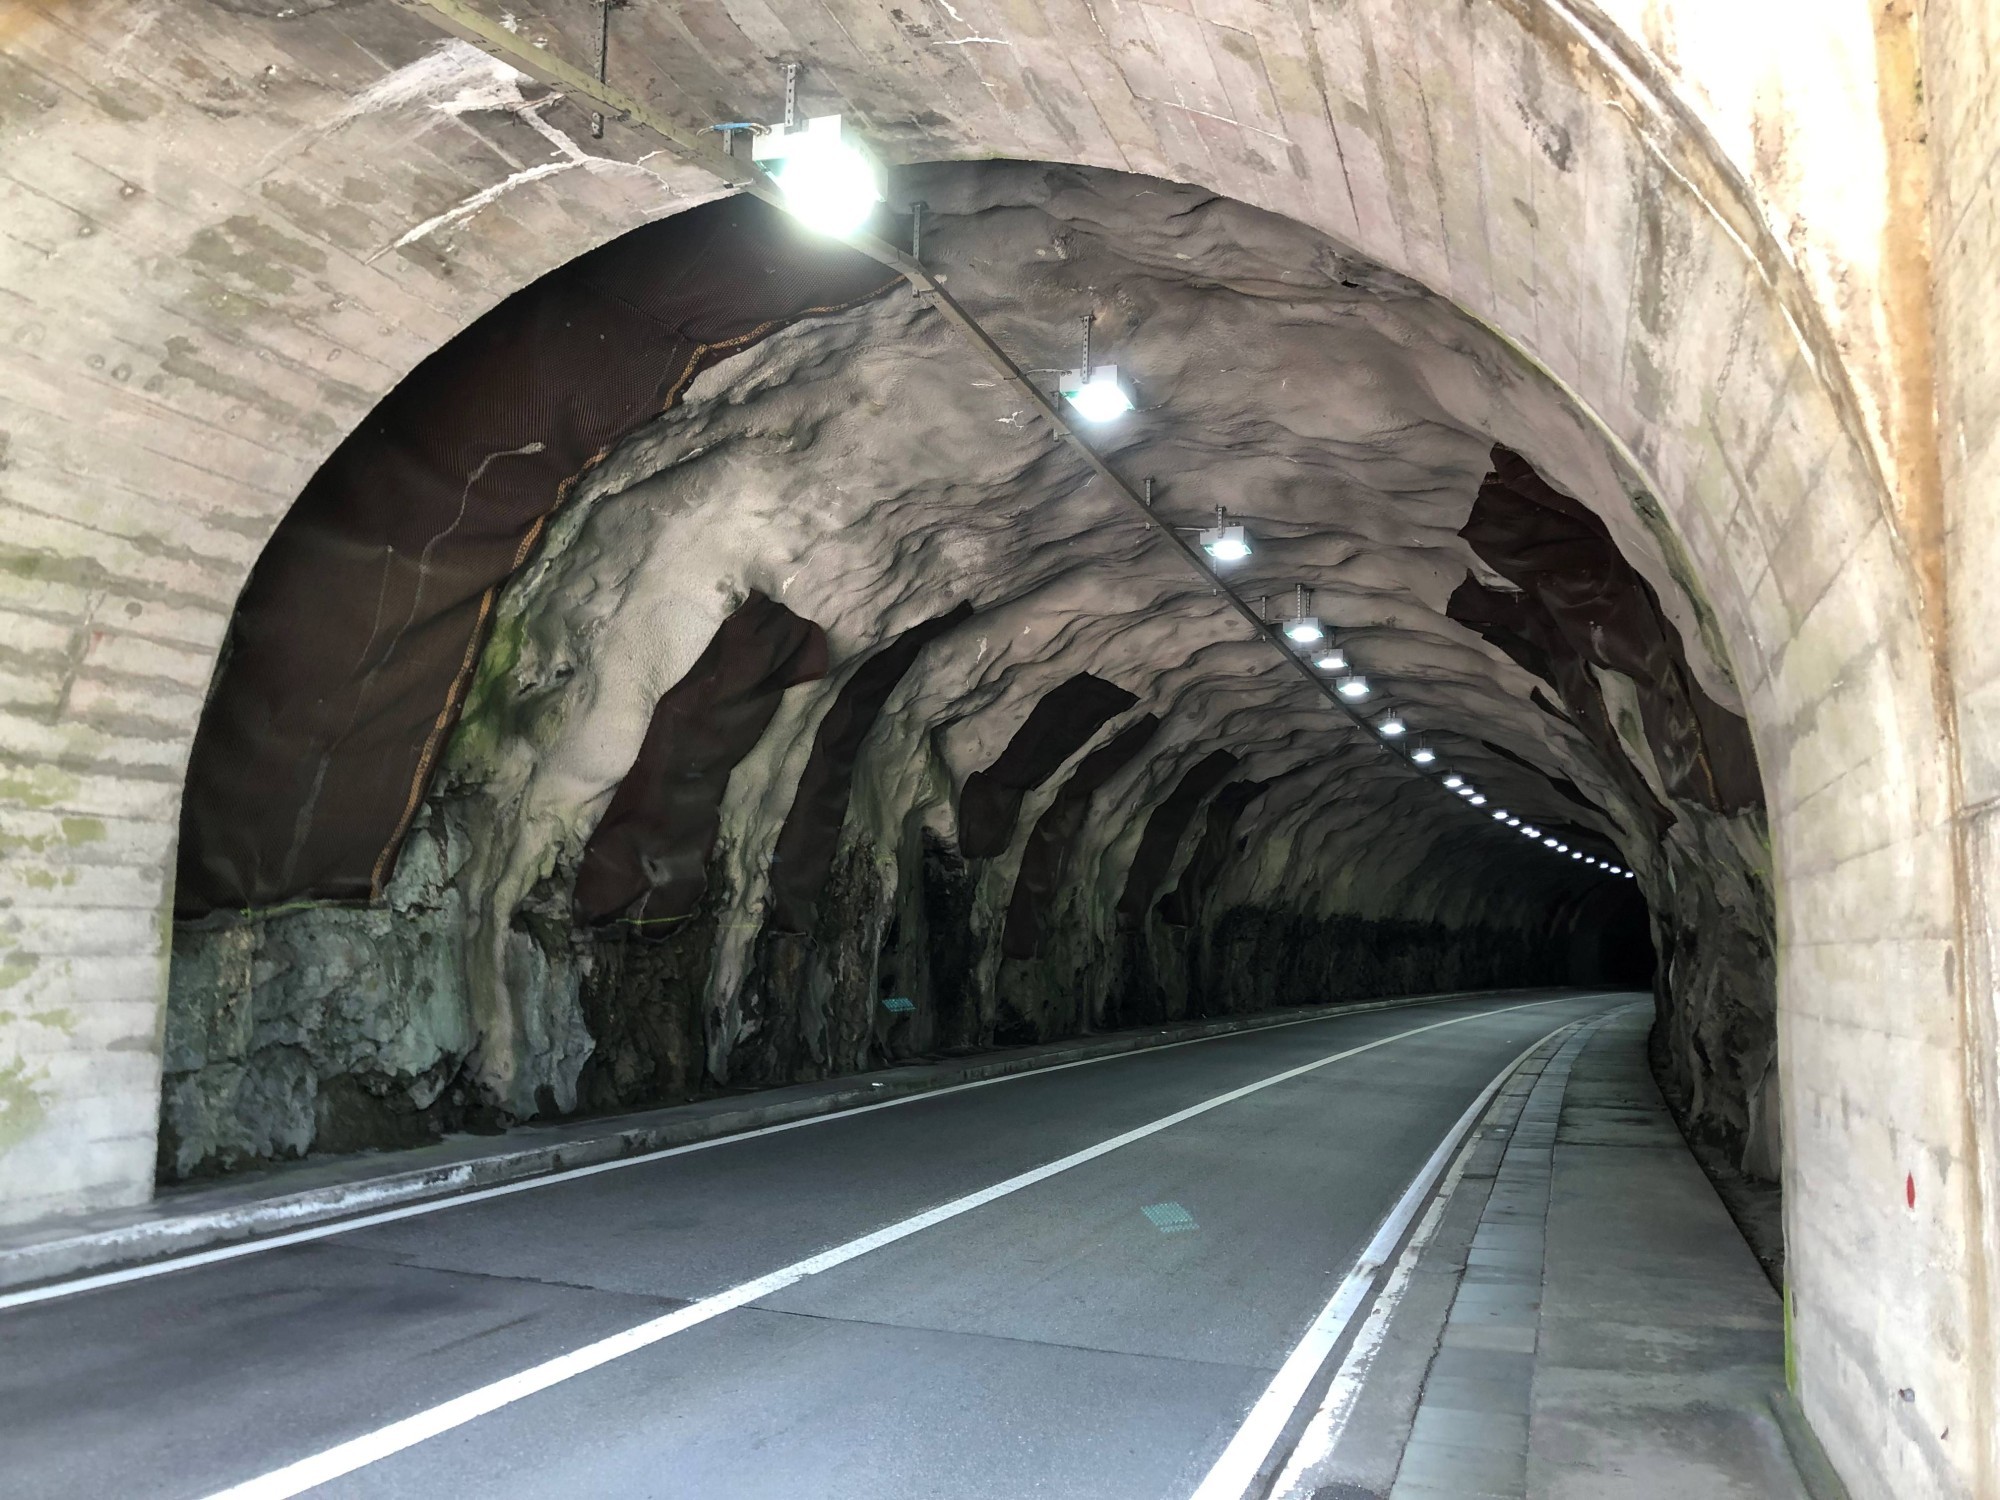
[159,161,1773,1187]
[174,198,894,917]
[914,829,983,1053]
[575,915,716,1112]
[959,674,1139,857]
[1002,716,1161,960]
[1450,445,1774,1176]
[1116,751,1241,925]
[1158,780,1272,928]
[574,592,829,925]
[768,604,974,934]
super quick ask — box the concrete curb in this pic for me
[1256,1017,1591,1499]
[0,987,1566,1295]
[1768,1391,1854,1500]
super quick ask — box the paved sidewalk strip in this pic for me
[1387,1015,1611,1500]
[1384,1005,1823,1500]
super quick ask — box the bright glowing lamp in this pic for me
[1201,524,1251,562]
[1455,785,1475,798]
[1337,675,1369,700]
[1469,794,1486,805]
[1378,715,1406,738]
[1543,837,1558,847]
[1059,365,1135,422]
[753,114,884,237]
[1492,809,1509,820]
[1506,817,1520,827]
[1410,745,1435,765]
[1284,615,1324,644]
[1442,774,1463,789]
[1313,648,1348,673]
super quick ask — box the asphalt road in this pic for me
[2,990,1626,1500]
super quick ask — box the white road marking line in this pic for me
[1266,1003,1639,1497]
[198,997,1577,1500]
[0,989,1564,1314]
[1186,1019,1580,1500]
[1268,1126,1472,1496]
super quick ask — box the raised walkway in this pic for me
[1279,1003,1844,1500]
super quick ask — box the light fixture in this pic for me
[1469,794,1487,805]
[1455,785,1475,798]
[1523,826,1540,837]
[1060,365,1135,422]
[1572,851,1582,859]
[753,112,885,238]
[1059,311,1135,423]
[1543,837,1558,847]
[1200,506,1252,563]
[1506,817,1521,827]
[1442,775,1464,789]
[1282,584,1323,644]
[1314,648,1348,673]
[1378,715,1406,738]
[1625,870,1636,879]
[1337,675,1370,700]
[1492,809,1509,820]
[1410,745,1435,765]
[1204,527,1250,561]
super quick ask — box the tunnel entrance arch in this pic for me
[0,3,1981,1497]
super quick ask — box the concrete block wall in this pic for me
[1929,0,2000,1495]
[0,0,1984,1494]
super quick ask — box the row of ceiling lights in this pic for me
[1104,420,1628,876]
[742,92,1631,881]
[1442,776,1634,876]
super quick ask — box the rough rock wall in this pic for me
[160,163,1769,1181]
[1447,447,1774,1176]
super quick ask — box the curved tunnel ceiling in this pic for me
[183,162,1736,912]
[163,160,1770,1170]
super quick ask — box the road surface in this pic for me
[2,989,1627,1499]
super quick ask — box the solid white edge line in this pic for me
[1270,1003,1641,1497]
[1269,1114,1480,1496]
[1184,1018,1581,1500]
[1,990,1596,1314]
[198,996,1577,1500]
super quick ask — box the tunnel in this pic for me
[0,3,1992,1499]
[158,169,1736,1172]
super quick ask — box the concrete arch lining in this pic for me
[0,2,1979,1496]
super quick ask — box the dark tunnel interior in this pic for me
[160,162,1766,1193]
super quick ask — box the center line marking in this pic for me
[200,996,1582,1500]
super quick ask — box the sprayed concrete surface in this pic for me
[159,166,1755,1196]
[0,1,1992,1495]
